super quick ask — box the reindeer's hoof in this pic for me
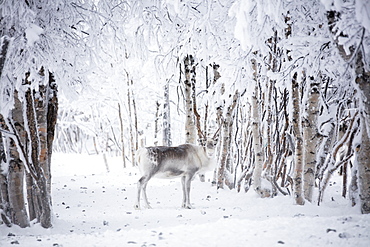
[182,204,193,209]
[144,204,152,209]
[134,204,140,210]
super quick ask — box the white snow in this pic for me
[1,153,369,246]
[25,24,43,47]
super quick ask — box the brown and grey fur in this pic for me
[134,140,217,209]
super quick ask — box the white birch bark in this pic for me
[263,80,275,196]
[126,74,135,166]
[118,103,126,168]
[154,101,160,146]
[217,90,239,189]
[184,55,197,144]
[251,87,270,197]
[292,72,305,205]
[163,79,172,146]
[250,59,271,197]
[302,75,320,202]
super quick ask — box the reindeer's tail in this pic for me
[135,148,147,167]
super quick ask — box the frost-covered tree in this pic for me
[320,0,370,213]
[0,1,60,228]
[3,0,369,231]
[0,0,112,228]
[230,0,369,213]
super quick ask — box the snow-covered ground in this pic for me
[1,153,369,246]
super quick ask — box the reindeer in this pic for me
[134,134,218,209]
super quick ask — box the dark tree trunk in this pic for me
[46,72,58,179]
[7,91,30,228]
[1,69,58,228]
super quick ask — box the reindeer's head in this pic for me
[200,127,220,157]
[205,138,218,156]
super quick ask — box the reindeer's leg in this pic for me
[135,175,152,209]
[142,181,152,209]
[134,177,143,210]
[181,176,187,208]
[182,174,194,209]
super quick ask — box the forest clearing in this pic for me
[1,153,369,246]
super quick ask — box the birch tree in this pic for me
[184,55,197,144]
[0,0,106,228]
[322,0,370,213]
[250,59,271,197]
[292,72,305,205]
[217,90,239,189]
[302,75,321,202]
[163,78,172,146]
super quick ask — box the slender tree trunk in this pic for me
[35,82,50,194]
[126,75,135,166]
[118,103,126,168]
[251,87,269,197]
[302,75,320,202]
[132,89,138,152]
[349,159,359,207]
[46,71,58,170]
[184,55,197,144]
[163,79,172,146]
[217,91,239,189]
[292,72,305,205]
[277,89,290,189]
[263,80,275,195]
[154,101,160,146]
[250,59,270,197]
[103,133,110,173]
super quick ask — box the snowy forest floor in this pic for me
[1,153,370,247]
